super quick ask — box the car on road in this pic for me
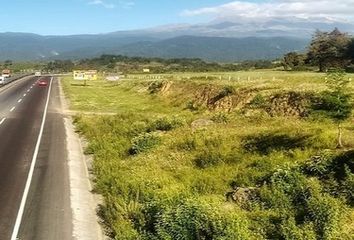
[37,79,48,87]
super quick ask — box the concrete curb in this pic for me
[58,77,105,240]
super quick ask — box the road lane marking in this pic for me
[27,89,30,92]
[18,99,22,103]
[0,118,6,125]
[23,93,27,97]
[10,107,15,112]
[11,77,54,240]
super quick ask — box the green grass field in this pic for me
[62,71,354,239]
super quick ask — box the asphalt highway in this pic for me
[0,76,72,240]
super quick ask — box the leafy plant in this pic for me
[129,133,160,155]
[148,116,185,132]
[249,94,267,109]
[312,70,352,148]
[211,112,230,124]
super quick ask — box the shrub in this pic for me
[129,133,160,155]
[186,100,199,111]
[176,135,197,151]
[148,117,185,132]
[343,170,354,206]
[306,194,343,240]
[311,91,352,121]
[301,152,334,177]
[279,217,316,240]
[148,81,164,94]
[153,198,253,240]
[330,150,354,181]
[267,168,311,208]
[211,112,230,124]
[342,170,354,205]
[249,94,267,109]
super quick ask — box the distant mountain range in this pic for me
[0,33,308,62]
[1,18,352,62]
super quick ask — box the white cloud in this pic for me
[118,0,135,9]
[88,0,135,9]
[182,0,354,23]
[89,0,115,9]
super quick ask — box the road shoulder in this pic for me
[59,77,104,240]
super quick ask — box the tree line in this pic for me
[283,28,354,72]
[42,55,280,74]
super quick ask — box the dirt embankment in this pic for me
[147,80,315,117]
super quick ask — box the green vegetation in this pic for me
[63,70,354,239]
[45,55,280,74]
[283,28,354,72]
[0,60,44,73]
[312,70,353,148]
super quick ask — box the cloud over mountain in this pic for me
[183,0,354,22]
[178,1,354,38]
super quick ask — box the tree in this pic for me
[44,60,74,73]
[282,52,306,71]
[314,70,352,148]
[4,60,13,68]
[307,28,351,72]
[347,38,354,63]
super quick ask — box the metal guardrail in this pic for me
[0,74,34,87]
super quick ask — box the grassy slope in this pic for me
[62,71,354,239]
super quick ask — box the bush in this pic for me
[343,170,354,205]
[249,94,267,109]
[176,135,198,151]
[148,117,185,132]
[279,217,316,240]
[153,198,253,240]
[306,194,343,240]
[267,168,311,209]
[129,133,160,155]
[186,100,199,111]
[311,90,352,121]
[211,112,230,124]
[330,150,354,181]
[148,81,164,94]
[301,152,334,177]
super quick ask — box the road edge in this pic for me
[58,77,105,240]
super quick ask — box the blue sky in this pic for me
[0,0,232,35]
[1,0,352,35]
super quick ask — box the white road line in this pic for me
[11,77,53,240]
[10,107,15,112]
[23,94,27,97]
[0,118,6,125]
[18,99,22,103]
[27,89,30,93]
